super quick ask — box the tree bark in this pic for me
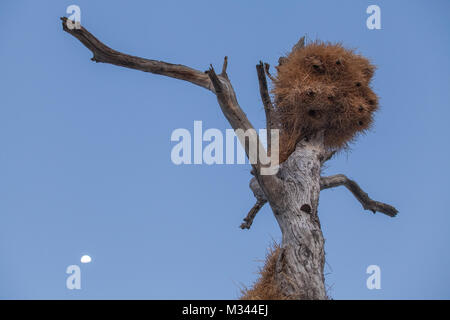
[267,135,326,299]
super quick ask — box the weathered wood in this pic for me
[60,17,212,90]
[256,61,275,156]
[240,199,267,230]
[61,17,273,178]
[267,134,327,299]
[320,174,398,217]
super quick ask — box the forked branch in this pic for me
[60,17,281,201]
[320,174,398,217]
[61,18,270,172]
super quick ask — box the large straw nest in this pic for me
[273,41,378,162]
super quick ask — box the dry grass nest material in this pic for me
[273,41,378,162]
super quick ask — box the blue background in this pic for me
[1,0,449,299]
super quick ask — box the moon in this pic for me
[80,255,92,263]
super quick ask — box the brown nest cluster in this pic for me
[273,41,379,162]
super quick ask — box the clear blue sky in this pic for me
[1,0,449,299]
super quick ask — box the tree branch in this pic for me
[240,177,269,229]
[205,65,264,174]
[60,17,212,90]
[276,36,306,69]
[61,17,282,205]
[320,150,336,164]
[221,56,228,78]
[292,36,306,52]
[263,63,277,82]
[320,174,398,217]
[240,199,267,229]
[256,61,275,156]
[61,18,265,168]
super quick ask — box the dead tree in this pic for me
[61,17,398,300]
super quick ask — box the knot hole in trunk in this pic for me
[300,204,312,214]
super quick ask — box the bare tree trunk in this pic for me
[274,143,325,299]
[253,135,326,299]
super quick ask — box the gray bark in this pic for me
[248,134,326,299]
[270,136,326,299]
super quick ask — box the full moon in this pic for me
[80,255,92,263]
